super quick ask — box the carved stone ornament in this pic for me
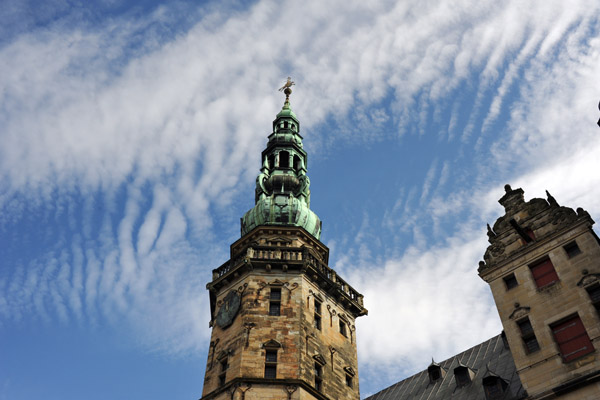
[215,290,241,329]
[313,354,326,366]
[577,273,600,288]
[489,241,506,257]
[509,305,531,320]
[551,207,576,226]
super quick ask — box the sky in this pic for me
[1,0,600,399]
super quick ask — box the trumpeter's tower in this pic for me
[200,81,368,400]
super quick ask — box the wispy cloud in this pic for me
[1,1,600,397]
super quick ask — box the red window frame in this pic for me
[530,258,559,288]
[551,315,594,362]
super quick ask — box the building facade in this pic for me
[479,185,600,399]
[200,87,367,400]
[367,186,600,400]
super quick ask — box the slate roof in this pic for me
[364,334,526,400]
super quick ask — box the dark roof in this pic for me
[364,334,525,400]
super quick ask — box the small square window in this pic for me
[564,241,582,258]
[339,320,347,337]
[503,274,518,290]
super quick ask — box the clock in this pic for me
[215,290,241,329]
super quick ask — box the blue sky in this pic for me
[1,1,600,399]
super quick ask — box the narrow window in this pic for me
[483,376,508,400]
[264,350,277,378]
[564,241,582,258]
[345,373,353,388]
[218,357,228,386]
[314,299,322,330]
[339,319,347,337]
[293,155,301,171]
[314,363,323,391]
[284,121,289,129]
[517,318,540,354]
[530,258,559,288]
[586,284,600,316]
[268,154,275,170]
[269,288,281,316]
[503,273,518,290]
[551,315,594,362]
[279,151,290,168]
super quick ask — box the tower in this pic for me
[479,185,600,398]
[200,85,368,400]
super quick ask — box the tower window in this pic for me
[293,155,301,171]
[517,318,540,354]
[345,373,353,388]
[314,299,322,331]
[314,363,323,391]
[269,288,281,316]
[264,350,277,378]
[339,319,347,337]
[530,257,559,288]
[503,273,518,290]
[586,284,600,316]
[218,357,228,386]
[483,376,508,400]
[268,154,275,170]
[564,241,582,258]
[551,315,594,362]
[279,151,289,168]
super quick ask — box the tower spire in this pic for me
[241,79,321,239]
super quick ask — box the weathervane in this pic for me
[278,77,295,101]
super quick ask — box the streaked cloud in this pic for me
[1,0,600,398]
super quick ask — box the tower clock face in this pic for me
[215,290,241,329]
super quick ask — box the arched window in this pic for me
[293,155,301,171]
[279,151,290,168]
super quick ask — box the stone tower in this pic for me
[200,86,368,400]
[479,185,600,398]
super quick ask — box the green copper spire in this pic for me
[241,80,322,239]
